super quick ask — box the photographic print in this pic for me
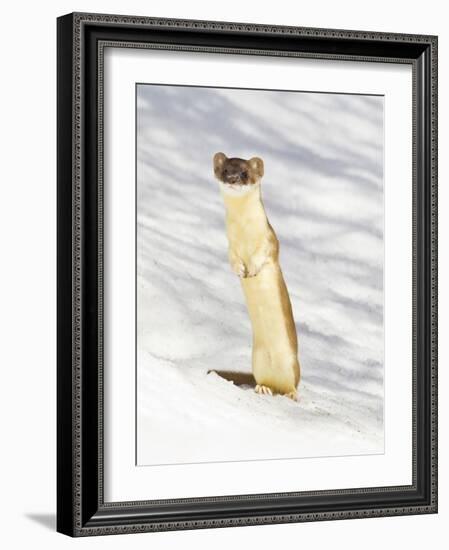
[136,83,384,466]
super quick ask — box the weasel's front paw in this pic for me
[231,260,247,278]
[246,260,265,278]
[246,266,260,278]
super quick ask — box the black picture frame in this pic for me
[57,12,438,537]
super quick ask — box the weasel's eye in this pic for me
[241,171,248,179]
[223,168,228,175]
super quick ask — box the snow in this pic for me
[136,84,384,466]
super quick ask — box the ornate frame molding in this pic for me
[57,12,438,537]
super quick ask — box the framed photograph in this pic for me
[57,12,438,536]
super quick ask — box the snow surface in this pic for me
[136,84,384,465]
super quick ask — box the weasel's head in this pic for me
[213,152,264,196]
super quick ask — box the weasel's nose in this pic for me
[226,174,239,184]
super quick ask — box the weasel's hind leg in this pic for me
[252,348,274,397]
[285,389,298,401]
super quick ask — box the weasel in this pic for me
[213,152,300,400]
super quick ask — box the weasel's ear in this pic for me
[248,157,264,179]
[213,152,227,179]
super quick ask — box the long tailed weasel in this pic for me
[213,152,300,400]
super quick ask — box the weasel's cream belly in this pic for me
[241,262,300,395]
